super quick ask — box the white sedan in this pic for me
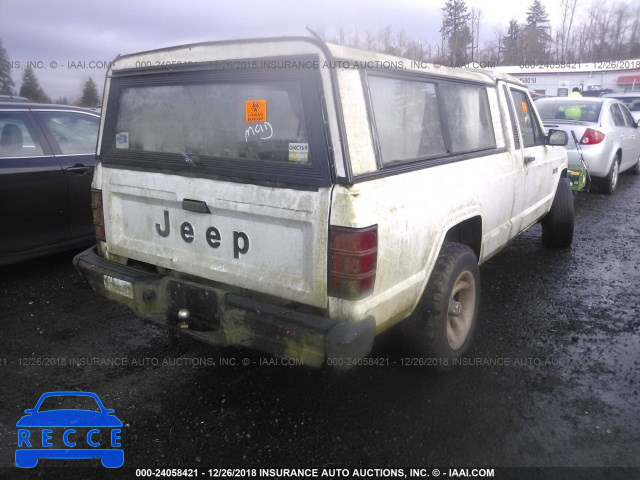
[535,97,640,194]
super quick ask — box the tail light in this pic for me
[91,189,106,242]
[580,128,605,145]
[328,225,377,300]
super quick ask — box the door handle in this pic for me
[66,165,91,175]
[524,156,536,164]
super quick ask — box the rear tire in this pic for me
[542,177,574,248]
[404,242,480,370]
[600,155,620,194]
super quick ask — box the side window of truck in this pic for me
[367,75,446,164]
[439,82,496,154]
[367,75,496,166]
[509,89,545,148]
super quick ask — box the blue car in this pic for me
[15,391,123,468]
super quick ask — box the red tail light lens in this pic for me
[580,128,605,145]
[91,189,106,242]
[328,225,377,300]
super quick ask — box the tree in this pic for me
[470,8,482,62]
[503,19,522,65]
[523,0,552,63]
[0,39,15,96]
[79,77,100,107]
[19,67,49,103]
[559,0,579,60]
[441,0,472,66]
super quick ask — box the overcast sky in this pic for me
[1,0,568,101]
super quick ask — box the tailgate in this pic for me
[97,60,335,308]
[103,168,332,307]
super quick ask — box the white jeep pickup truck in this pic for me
[74,37,573,368]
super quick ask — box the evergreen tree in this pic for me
[441,0,472,66]
[19,67,50,103]
[523,0,552,62]
[503,19,522,65]
[0,39,15,96]
[79,77,100,107]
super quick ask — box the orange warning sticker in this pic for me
[246,100,267,123]
[521,101,528,114]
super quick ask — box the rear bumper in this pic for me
[567,147,611,178]
[73,247,374,368]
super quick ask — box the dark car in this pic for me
[0,102,100,265]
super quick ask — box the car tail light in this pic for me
[91,189,106,242]
[328,225,377,300]
[580,128,605,145]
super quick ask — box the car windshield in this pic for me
[535,99,602,122]
[38,395,101,412]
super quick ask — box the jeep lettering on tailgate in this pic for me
[155,210,250,259]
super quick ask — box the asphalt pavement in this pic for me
[1,173,639,480]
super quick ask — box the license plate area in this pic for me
[168,282,219,331]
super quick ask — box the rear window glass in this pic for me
[114,81,309,164]
[535,99,602,122]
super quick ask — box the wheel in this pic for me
[405,242,480,369]
[600,155,620,194]
[629,157,640,175]
[542,177,574,248]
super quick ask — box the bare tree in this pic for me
[364,30,377,52]
[629,6,640,57]
[378,26,395,54]
[610,2,630,59]
[470,8,482,62]
[559,0,579,60]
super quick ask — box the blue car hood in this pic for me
[16,410,123,427]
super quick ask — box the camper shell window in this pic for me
[100,58,332,188]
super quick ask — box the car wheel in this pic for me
[601,155,620,194]
[542,177,574,248]
[405,242,479,370]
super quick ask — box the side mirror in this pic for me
[546,129,568,146]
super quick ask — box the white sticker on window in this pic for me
[116,132,129,149]
[288,143,309,163]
